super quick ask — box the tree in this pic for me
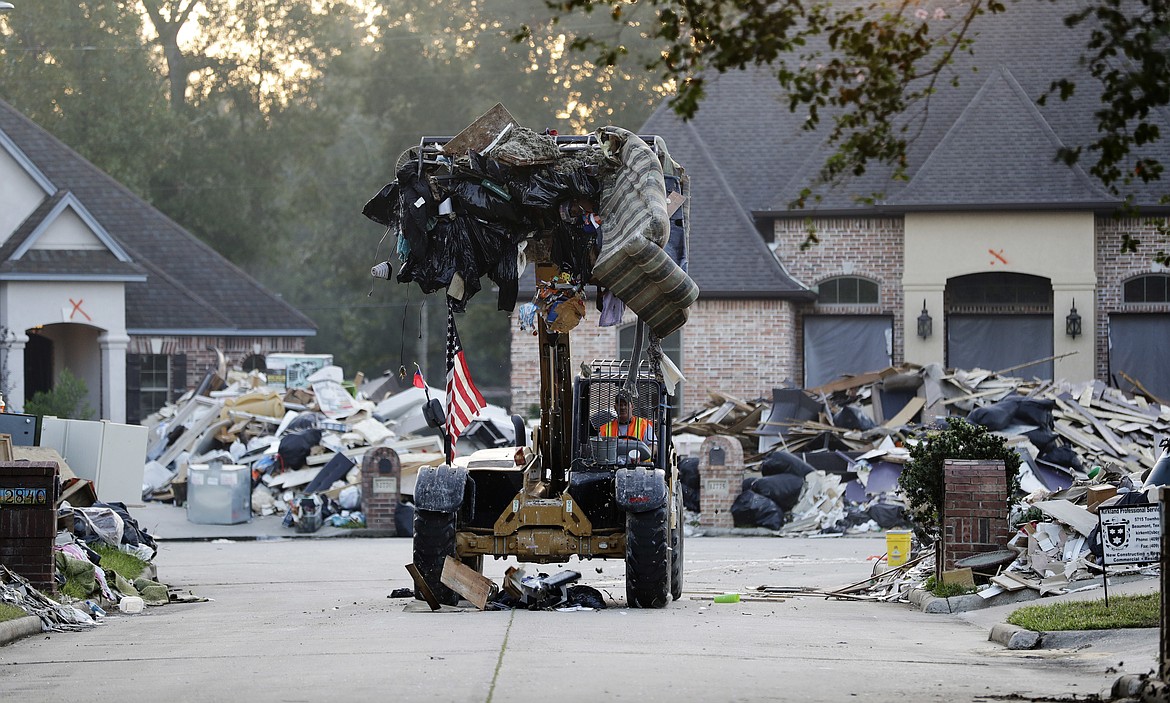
[540,0,1170,259]
[898,417,1021,538]
[24,368,95,420]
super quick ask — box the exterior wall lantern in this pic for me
[1066,299,1082,338]
[916,300,933,339]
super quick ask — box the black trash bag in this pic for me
[1038,444,1083,472]
[449,178,523,223]
[564,168,600,200]
[565,584,607,609]
[1023,427,1059,451]
[550,221,595,280]
[867,501,912,529]
[1087,490,1150,559]
[967,398,1021,431]
[93,501,158,554]
[1013,398,1055,427]
[760,451,815,478]
[401,216,482,307]
[304,453,356,494]
[277,428,322,472]
[678,457,701,512]
[396,158,435,256]
[521,169,571,209]
[465,151,516,188]
[362,180,400,228]
[394,501,415,537]
[749,473,805,511]
[730,490,785,530]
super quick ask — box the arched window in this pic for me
[1123,274,1170,303]
[816,276,879,304]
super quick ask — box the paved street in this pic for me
[0,534,1156,702]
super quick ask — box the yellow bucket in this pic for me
[886,529,912,567]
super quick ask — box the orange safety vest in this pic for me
[600,416,651,441]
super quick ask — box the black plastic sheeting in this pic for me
[730,490,785,530]
[364,141,608,313]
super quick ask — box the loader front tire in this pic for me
[413,509,459,606]
[625,505,671,608]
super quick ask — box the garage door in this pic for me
[803,316,892,387]
[1109,314,1170,400]
[947,315,1053,379]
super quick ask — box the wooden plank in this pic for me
[990,574,1027,592]
[405,563,441,611]
[807,367,898,396]
[0,434,12,462]
[1060,396,1129,456]
[441,556,495,610]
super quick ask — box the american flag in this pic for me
[445,308,486,461]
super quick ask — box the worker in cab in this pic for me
[599,393,655,445]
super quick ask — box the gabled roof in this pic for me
[0,98,316,336]
[890,68,1114,208]
[653,2,1170,223]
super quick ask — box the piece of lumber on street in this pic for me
[405,563,441,611]
[441,556,495,610]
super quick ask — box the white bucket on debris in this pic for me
[118,596,145,614]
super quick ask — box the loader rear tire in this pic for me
[413,509,459,606]
[670,492,684,601]
[625,505,670,608]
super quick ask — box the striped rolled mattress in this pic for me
[592,127,698,338]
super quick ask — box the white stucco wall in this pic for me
[0,146,48,247]
[903,211,1096,382]
[1,281,127,421]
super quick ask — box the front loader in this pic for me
[366,122,694,607]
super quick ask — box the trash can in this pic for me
[187,463,252,525]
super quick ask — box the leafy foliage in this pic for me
[898,417,1021,535]
[1,2,662,399]
[24,369,94,420]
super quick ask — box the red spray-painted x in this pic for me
[69,298,92,322]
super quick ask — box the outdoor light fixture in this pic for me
[917,300,932,339]
[1066,300,1082,338]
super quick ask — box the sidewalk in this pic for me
[130,501,362,541]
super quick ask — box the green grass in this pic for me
[0,603,29,623]
[58,544,150,601]
[91,544,148,581]
[1007,593,1159,631]
[923,575,976,598]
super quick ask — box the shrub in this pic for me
[898,416,1021,536]
[24,368,95,420]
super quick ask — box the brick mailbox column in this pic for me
[698,436,744,529]
[943,458,1009,570]
[0,460,59,590]
[362,447,401,534]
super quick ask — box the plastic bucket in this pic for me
[590,438,618,463]
[886,529,912,567]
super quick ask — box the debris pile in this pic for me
[140,361,521,531]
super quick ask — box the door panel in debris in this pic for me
[1109,314,1170,401]
[947,315,1053,378]
[803,316,892,387]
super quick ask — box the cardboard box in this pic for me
[1086,484,1118,513]
[266,353,332,392]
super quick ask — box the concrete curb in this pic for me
[907,588,988,614]
[0,616,41,647]
[988,622,1041,650]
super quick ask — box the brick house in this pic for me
[0,99,316,422]
[510,2,1170,415]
